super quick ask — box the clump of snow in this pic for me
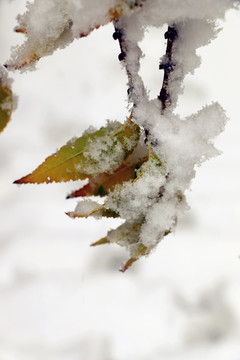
[134,101,227,192]
[140,192,189,247]
[83,133,127,174]
[8,0,74,70]
[106,155,166,221]
[101,99,227,253]
[73,199,101,217]
[75,120,139,175]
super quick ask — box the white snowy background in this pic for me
[0,1,240,359]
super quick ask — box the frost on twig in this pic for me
[158,20,219,113]
[113,16,147,106]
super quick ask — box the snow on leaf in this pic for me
[14,119,140,184]
[105,153,166,222]
[96,218,148,271]
[66,199,101,218]
[66,199,120,219]
[6,0,146,70]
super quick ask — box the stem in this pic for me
[158,25,178,113]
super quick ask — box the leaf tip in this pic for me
[65,211,74,218]
[66,189,79,199]
[13,178,24,185]
[90,237,110,247]
[13,174,33,184]
[119,257,137,272]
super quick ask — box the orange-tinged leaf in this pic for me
[67,158,146,198]
[14,120,140,184]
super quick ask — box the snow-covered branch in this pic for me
[3,0,239,270]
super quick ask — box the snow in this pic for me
[72,199,101,217]
[107,155,165,221]
[0,1,240,360]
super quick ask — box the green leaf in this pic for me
[0,84,14,133]
[14,119,140,184]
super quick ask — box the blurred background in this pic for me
[0,1,240,359]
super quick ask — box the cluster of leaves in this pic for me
[15,113,166,271]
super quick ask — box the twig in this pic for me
[158,25,178,112]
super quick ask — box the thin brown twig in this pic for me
[158,25,178,113]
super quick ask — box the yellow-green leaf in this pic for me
[14,120,140,184]
[91,237,110,247]
[0,84,14,133]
